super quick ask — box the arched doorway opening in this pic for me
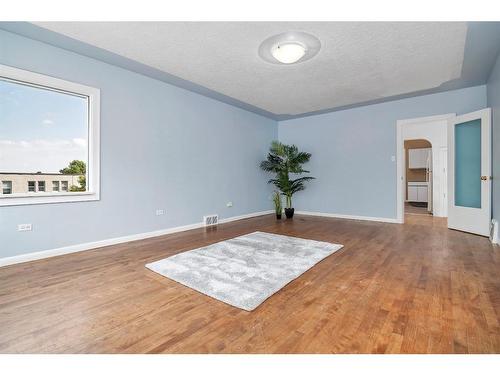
[404,139,432,215]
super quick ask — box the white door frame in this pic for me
[439,147,448,217]
[396,113,455,223]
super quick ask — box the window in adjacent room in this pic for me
[0,64,100,206]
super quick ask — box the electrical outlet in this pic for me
[18,224,32,232]
[155,209,165,216]
[226,202,233,207]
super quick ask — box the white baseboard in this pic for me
[491,219,499,245]
[218,210,273,224]
[0,210,273,268]
[295,210,400,224]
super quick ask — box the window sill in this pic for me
[0,191,100,207]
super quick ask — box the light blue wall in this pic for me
[487,52,500,222]
[0,30,277,258]
[278,86,487,219]
[0,27,494,259]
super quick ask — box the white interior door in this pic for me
[448,108,491,236]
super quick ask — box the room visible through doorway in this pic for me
[405,139,432,216]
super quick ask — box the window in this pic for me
[28,181,36,192]
[2,181,12,194]
[0,64,100,206]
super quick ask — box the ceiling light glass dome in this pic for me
[271,42,307,64]
[259,31,321,65]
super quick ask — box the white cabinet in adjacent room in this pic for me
[408,148,431,169]
[407,182,428,202]
[408,185,419,201]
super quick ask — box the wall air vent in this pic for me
[203,214,219,227]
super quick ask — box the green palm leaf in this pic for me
[260,141,315,208]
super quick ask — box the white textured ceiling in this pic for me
[35,22,467,116]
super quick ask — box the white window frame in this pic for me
[52,180,60,192]
[0,64,100,206]
[37,181,46,192]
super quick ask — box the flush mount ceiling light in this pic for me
[271,42,306,64]
[259,31,321,65]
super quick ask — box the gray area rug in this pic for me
[145,231,343,311]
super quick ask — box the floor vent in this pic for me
[203,214,219,227]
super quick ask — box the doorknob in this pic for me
[481,176,491,181]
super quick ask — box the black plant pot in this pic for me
[284,208,295,219]
[276,213,282,220]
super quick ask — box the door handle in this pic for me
[481,176,491,181]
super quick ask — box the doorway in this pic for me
[396,114,453,224]
[396,110,492,238]
[404,139,432,216]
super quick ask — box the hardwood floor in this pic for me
[405,202,431,215]
[0,214,499,353]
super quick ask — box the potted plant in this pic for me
[272,191,283,219]
[260,141,315,219]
